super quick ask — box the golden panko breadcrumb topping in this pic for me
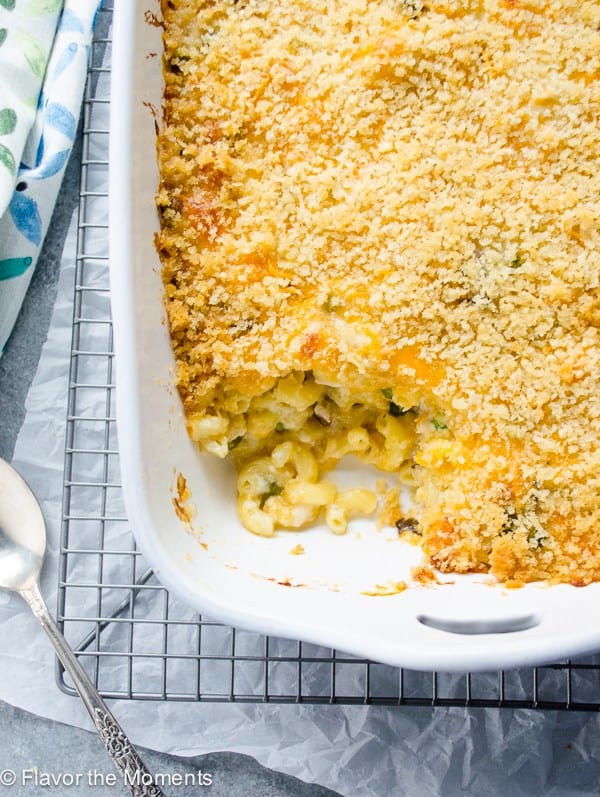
[157,0,600,586]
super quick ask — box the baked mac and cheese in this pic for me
[157,0,600,586]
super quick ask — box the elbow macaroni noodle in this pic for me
[191,373,422,536]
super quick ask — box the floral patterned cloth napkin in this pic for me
[0,0,101,354]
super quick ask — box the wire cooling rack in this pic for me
[56,0,600,710]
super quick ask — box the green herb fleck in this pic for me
[432,418,447,431]
[510,254,522,269]
[526,521,548,549]
[397,0,424,18]
[527,529,541,548]
[260,481,283,508]
[275,421,286,432]
[383,390,412,416]
[395,518,420,535]
[228,435,243,451]
[503,506,548,549]
[322,294,341,312]
[502,510,518,535]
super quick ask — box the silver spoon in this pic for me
[0,458,165,797]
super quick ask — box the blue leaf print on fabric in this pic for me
[35,134,44,167]
[36,148,70,178]
[0,257,32,280]
[9,193,42,245]
[46,102,76,140]
[59,8,84,33]
[52,41,77,80]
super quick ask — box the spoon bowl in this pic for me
[0,458,45,592]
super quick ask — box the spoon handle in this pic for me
[21,581,165,797]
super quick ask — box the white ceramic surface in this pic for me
[108,0,600,672]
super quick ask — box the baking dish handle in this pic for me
[416,611,541,636]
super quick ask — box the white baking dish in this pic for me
[108,0,600,672]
